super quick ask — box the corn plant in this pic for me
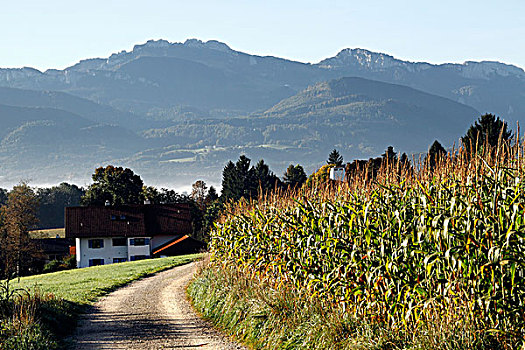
[210,138,525,347]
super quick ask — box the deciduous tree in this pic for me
[141,186,159,203]
[283,164,307,188]
[82,166,144,206]
[191,180,208,210]
[0,183,40,278]
[37,182,84,228]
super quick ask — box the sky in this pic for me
[0,0,524,71]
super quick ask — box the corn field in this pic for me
[210,139,525,347]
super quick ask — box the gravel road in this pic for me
[72,262,246,349]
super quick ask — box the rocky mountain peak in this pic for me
[318,48,413,70]
[319,47,524,79]
[183,39,232,52]
[459,61,525,79]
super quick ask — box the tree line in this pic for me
[218,113,514,199]
[326,113,513,181]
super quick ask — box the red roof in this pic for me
[65,204,192,238]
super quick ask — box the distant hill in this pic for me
[0,104,147,185]
[136,77,478,184]
[0,39,520,187]
[0,87,152,130]
[262,77,478,152]
[319,49,525,126]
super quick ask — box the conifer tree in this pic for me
[220,155,257,201]
[0,188,7,207]
[427,140,447,170]
[206,186,219,203]
[327,149,344,167]
[254,159,281,193]
[381,146,397,163]
[461,113,512,152]
[220,161,240,201]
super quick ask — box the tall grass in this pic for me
[0,280,60,349]
[209,137,525,348]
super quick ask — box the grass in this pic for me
[189,262,496,350]
[2,254,202,349]
[10,254,202,305]
[29,228,65,239]
[188,262,357,350]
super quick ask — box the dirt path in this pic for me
[72,262,246,349]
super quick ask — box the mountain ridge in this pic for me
[1,39,523,79]
[0,38,522,124]
[0,38,521,188]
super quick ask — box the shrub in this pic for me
[42,261,62,274]
[42,255,76,274]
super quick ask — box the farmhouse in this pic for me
[65,203,204,268]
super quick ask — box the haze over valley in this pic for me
[1,38,523,189]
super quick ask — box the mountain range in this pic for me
[0,39,522,189]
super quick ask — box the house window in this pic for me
[113,258,127,263]
[120,215,126,220]
[130,255,149,261]
[47,254,62,261]
[129,238,150,246]
[89,258,104,267]
[88,239,104,249]
[110,215,116,220]
[112,238,127,246]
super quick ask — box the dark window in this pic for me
[120,215,126,220]
[88,239,104,249]
[130,255,149,261]
[89,258,104,267]
[130,238,150,246]
[113,258,127,263]
[112,238,127,246]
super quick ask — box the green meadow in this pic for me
[10,254,202,304]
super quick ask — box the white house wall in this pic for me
[76,237,147,268]
[127,237,151,260]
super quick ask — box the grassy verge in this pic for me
[2,254,202,349]
[188,262,373,350]
[188,260,505,349]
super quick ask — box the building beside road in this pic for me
[65,203,205,268]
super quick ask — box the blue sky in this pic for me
[1,0,524,71]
